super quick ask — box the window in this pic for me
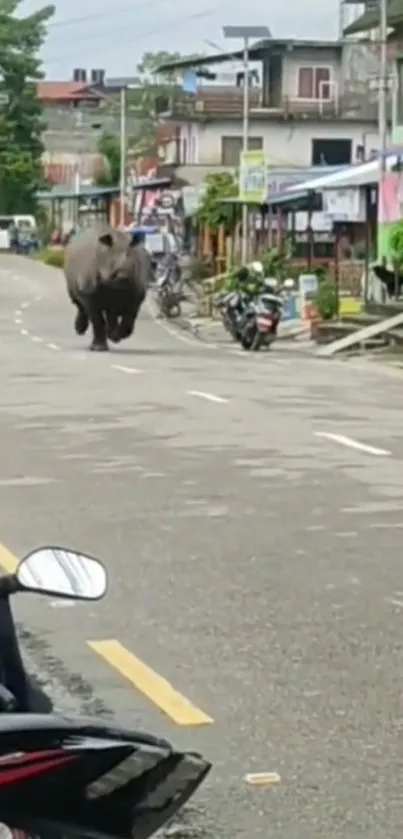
[311,138,352,166]
[297,66,331,100]
[221,135,263,166]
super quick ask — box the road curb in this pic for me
[173,314,310,345]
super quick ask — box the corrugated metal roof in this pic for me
[37,81,102,101]
[37,185,120,199]
[37,178,172,200]
[220,188,322,208]
[286,151,403,192]
[157,38,342,73]
[343,0,403,34]
[266,189,312,207]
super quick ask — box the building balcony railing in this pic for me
[165,84,391,122]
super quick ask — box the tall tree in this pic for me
[94,132,121,187]
[0,0,54,214]
[101,50,204,161]
[137,51,184,81]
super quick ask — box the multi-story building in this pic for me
[158,36,393,187]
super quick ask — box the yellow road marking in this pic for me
[0,543,18,573]
[244,772,281,786]
[88,639,213,727]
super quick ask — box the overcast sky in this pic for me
[23,0,342,79]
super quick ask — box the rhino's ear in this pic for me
[99,232,113,247]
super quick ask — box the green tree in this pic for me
[388,219,403,298]
[137,51,185,81]
[195,172,238,234]
[103,51,204,158]
[0,0,54,214]
[94,132,120,187]
[389,219,403,273]
[129,51,195,156]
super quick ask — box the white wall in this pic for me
[282,49,342,99]
[179,120,386,168]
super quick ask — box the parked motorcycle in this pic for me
[216,290,249,341]
[240,291,282,351]
[0,545,211,839]
[156,256,183,318]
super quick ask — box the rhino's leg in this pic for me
[87,296,108,352]
[103,287,133,343]
[69,292,89,335]
[117,308,137,340]
[74,304,89,335]
[104,305,121,343]
[114,289,146,341]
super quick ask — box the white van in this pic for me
[0,215,36,249]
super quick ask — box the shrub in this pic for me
[260,247,283,278]
[314,279,337,320]
[389,219,403,273]
[38,247,64,268]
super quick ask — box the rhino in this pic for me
[64,226,150,351]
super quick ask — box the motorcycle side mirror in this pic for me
[16,546,108,600]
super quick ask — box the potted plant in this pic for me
[311,279,338,340]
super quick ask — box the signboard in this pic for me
[182,185,205,216]
[282,293,299,321]
[239,150,268,204]
[264,165,344,202]
[322,188,364,222]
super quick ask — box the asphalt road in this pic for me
[2,255,403,839]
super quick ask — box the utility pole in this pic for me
[241,36,250,264]
[223,25,271,264]
[378,0,388,265]
[119,86,127,228]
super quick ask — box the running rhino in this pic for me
[64,226,150,351]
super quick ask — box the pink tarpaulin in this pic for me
[378,172,403,223]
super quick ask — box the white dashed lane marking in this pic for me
[385,597,403,609]
[314,431,391,457]
[188,390,228,404]
[111,365,142,374]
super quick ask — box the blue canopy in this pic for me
[127,225,160,234]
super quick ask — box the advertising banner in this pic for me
[239,150,268,204]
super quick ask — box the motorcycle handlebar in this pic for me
[0,574,20,598]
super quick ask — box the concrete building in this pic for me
[158,37,394,186]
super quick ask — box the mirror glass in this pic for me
[16,547,107,600]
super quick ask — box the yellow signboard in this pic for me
[339,296,363,316]
[239,150,268,204]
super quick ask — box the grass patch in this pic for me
[35,247,64,268]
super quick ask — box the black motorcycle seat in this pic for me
[0,712,171,750]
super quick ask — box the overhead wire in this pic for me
[1,0,307,168]
[47,0,177,30]
[44,9,215,64]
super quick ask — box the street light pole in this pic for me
[223,25,271,265]
[119,86,127,228]
[378,0,388,264]
[241,37,249,264]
